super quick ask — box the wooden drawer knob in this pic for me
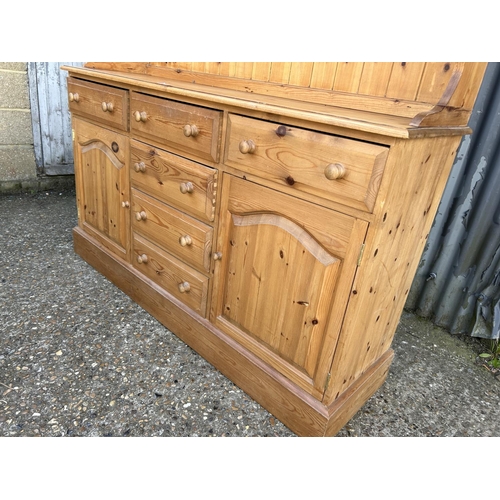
[134,162,146,173]
[178,281,191,293]
[179,235,193,247]
[239,140,256,154]
[324,163,346,180]
[69,92,80,103]
[137,254,148,264]
[134,111,148,122]
[121,201,130,208]
[213,251,222,261]
[183,124,199,137]
[180,182,194,194]
[135,211,147,221]
[101,101,114,112]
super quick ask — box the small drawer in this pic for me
[130,92,221,162]
[133,234,209,317]
[67,78,128,131]
[131,188,213,273]
[224,114,389,213]
[131,140,218,223]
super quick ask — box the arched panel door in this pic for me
[73,118,130,260]
[211,175,368,399]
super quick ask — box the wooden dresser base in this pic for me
[74,226,393,437]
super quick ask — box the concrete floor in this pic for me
[1,188,499,437]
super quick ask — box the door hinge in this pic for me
[324,372,331,392]
[357,243,366,266]
[72,129,75,141]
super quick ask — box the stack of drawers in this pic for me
[128,94,221,318]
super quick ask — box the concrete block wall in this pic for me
[0,62,38,189]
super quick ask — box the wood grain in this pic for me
[324,135,463,403]
[65,62,487,437]
[73,118,130,260]
[210,175,367,398]
[130,91,221,163]
[130,140,218,223]
[132,233,209,317]
[131,188,213,273]
[68,78,128,131]
[224,113,389,212]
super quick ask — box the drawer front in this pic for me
[67,78,128,131]
[224,114,389,212]
[131,92,221,162]
[130,140,218,223]
[133,234,209,317]
[131,188,213,273]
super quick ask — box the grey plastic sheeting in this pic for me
[407,62,500,340]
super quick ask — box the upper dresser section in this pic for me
[64,62,488,138]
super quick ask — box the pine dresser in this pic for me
[61,62,487,436]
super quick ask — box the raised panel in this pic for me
[73,118,130,259]
[222,213,341,378]
[212,175,368,397]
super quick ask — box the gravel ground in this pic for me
[1,188,499,437]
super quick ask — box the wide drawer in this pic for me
[224,114,389,213]
[130,92,221,162]
[132,234,209,317]
[67,78,128,131]
[130,140,218,223]
[131,188,213,273]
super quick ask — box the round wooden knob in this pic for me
[135,211,147,221]
[324,163,346,180]
[101,101,114,112]
[213,252,222,261]
[183,124,199,137]
[121,201,130,208]
[180,182,194,194]
[239,140,256,154]
[179,235,192,247]
[69,92,79,103]
[178,282,191,293]
[134,162,146,173]
[276,125,287,137]
[137,254,148,264]
[134,111,147,122]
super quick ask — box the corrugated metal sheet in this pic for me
[28,62,84,175]
[407,62,500,340]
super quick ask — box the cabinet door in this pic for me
[211,175,368,399]
[73,118,130,260]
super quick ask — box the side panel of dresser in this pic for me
[73,118,131,262]
[324,135,463,407]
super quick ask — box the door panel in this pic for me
[74,118,130,260]
[211,174,368,398]
[222,213,341,377]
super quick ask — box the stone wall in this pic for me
[0,62,38,189]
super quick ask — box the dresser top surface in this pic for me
[62,62,488,139]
